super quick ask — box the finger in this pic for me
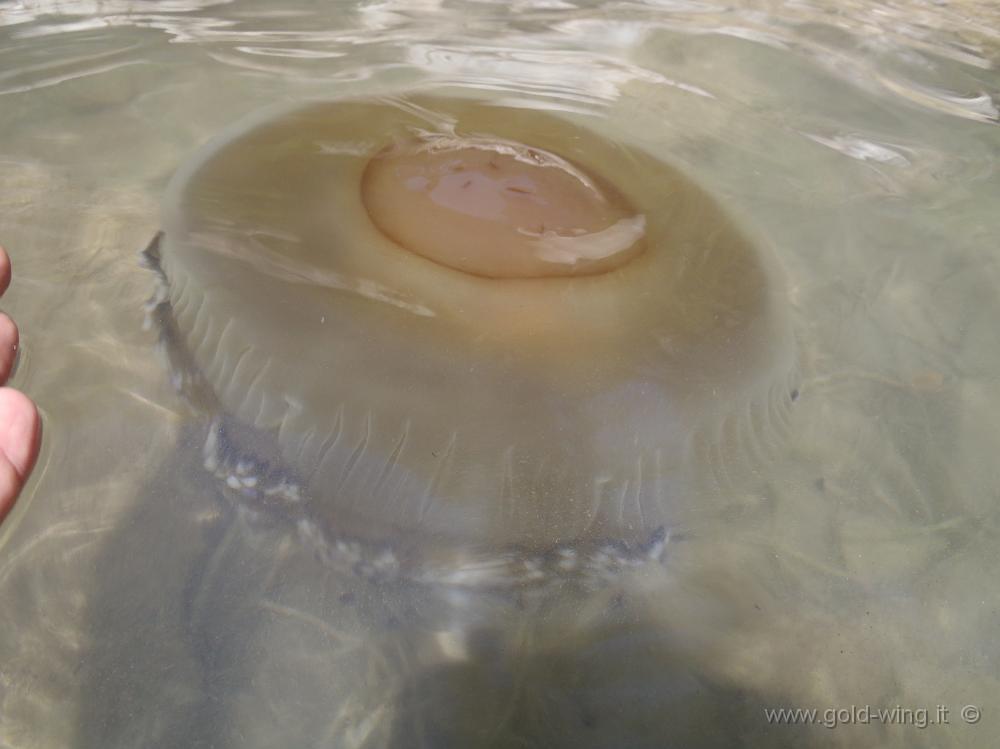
[0,246,10,298]
[0,388,41,524]
[0,246,18,384]
[0,313,18,384]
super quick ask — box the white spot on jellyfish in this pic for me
[531,214,646,266]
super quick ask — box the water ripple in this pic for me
[803,133,913,166]
[0,35,148,95]
[1,0,997,130]
[878,73,999,123]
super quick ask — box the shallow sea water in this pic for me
[1,1,999,747]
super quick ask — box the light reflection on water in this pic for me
[0,1,999,747]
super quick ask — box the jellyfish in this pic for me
[138,94,799,746]
[148,95,794,570]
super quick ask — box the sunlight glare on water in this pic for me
[0,1,999,748]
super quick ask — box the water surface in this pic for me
[1,1,998,747]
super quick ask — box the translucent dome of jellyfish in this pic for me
[147,94,797,584]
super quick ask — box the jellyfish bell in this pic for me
[150,95,796,579]
[361,133,646,279]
